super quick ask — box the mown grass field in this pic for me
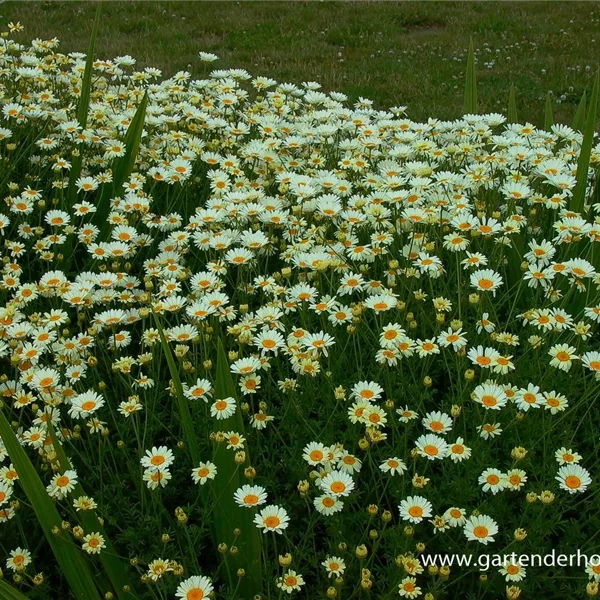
[2,1,599,124]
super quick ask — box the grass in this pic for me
[2,1,600,124]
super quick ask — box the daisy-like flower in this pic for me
[479,468,507,494]
[146,558,173,581]
[320,470,355,497]
[467,345,500,369]
[437,327,468,351]
[0,482,14,506]
[210,396,237,420]
[380,457,407,475]
[444,507,467,527]
[398,576,422,598]
[254,505,290,534]
[141,446,175,471]
[337,452,362,474]
[73,496,98,512]
[303,442,330,466]
[362,404,387,428]
[379,323,406,348]
[68,390,105,419]
[175,575,214,600]
[448,438,472,463]
[472,382,507,410]
[313,494,344,516]
[234,484,268,508]
[224,431,245,450]
[253,328,285,356]
[397,406,419,422]
[47,470,78,499]
[478,422,503,440]
[303,331,335,356]
[364,293,398,312]
[470,268,503,296]
[184,378,212,402]
[143,468,172,490]
[586,561,600,583]
[351,380,384,402]
[463,514,498,544]
[555,447,582,465]
[399,495,433,524]
[6,548,31,572]
[231,356,262,375]
[82,532,106,555]
[415,434,449,460]
[322,555,346,578]
[499,561,527,582]
[401,555,425,575]
[548,344,578,372]
[542,390,569,414]
[556,464,592,494]
[582,351,600,375]
[276,569,305,594]
[191,462,217,485]
[415,338,440,358]
[476,312,496,333]
[514,384,542,412]
[422,411,453,435]
[505,469,527,491]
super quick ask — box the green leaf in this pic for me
[573,90,587,132]
[95,92,149,239]
[571,72,599,213]
[113,91,149,189]
[47,425,137,600]
[66,4,101,207]
[152,312,200,464]
[544,91,554,131]
[0,579,30,600]
[463,37,477,114]
[211,339,263,599]
[0,410,102,600]
[508,83,518,123]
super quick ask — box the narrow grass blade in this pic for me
[544,91,553,131]
[0,580,30,600]
[0,410,102,600]
[95,92,148,238]
[508,83,518,123]
[47,425,137,600]
[113,91,149,189]
[463,37,477,114]
[211,339,263,598]
[66,4,101,207]
[571,72,599,213]
[152,313,200,464]
[573,90,587,132]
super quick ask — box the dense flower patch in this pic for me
[1,23,600,600]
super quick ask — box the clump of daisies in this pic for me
[0,21,599,600]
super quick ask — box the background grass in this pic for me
[2,1,600,124]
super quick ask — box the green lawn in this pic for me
[2,1,600,124]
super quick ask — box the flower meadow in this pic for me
[1,21,600,600]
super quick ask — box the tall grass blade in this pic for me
[0,410,102,600]
[211,339,263,598]
[463,37,477,114]
[66,4,101,207]
[47,425,136,600]
[544,91,554,131]
[95,92,148,239]
[571,72,599,213]
[507,83,518,123]
[573,90,587,132]
[152,313,200,464]
[0,580,30,600]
